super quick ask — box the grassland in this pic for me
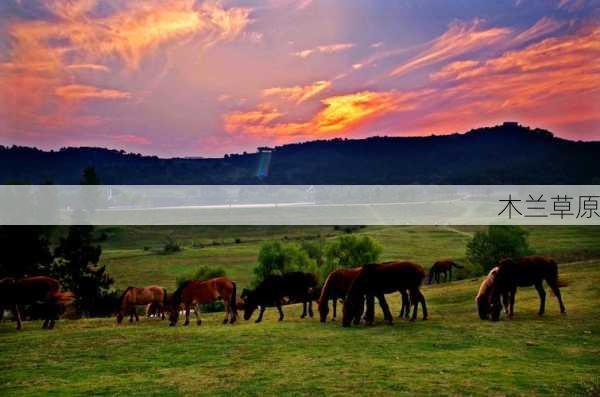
[97,226,600,289]
[1,225,599,396]
[1,259,599,396]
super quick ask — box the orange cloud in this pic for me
[420,25,600,134]
[293,43,355,58]
[512,17,565,44]
[390,19,511,77]
[262,80,331,103]
[224,90,421,138]
[55,84,132,100]
[0,0,250,129]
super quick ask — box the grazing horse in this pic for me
[318,267,411,323]
[242,271,318,323]
[476,267,510,320]
[117,285,168,324]
[342,261,428,327]
[428,260,464,284]
[0,276,73,330]
[169,277,237,326]
[488,256,566,321]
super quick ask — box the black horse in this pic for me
[241,272,318,323]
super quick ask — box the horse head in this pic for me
[240,288,257,320]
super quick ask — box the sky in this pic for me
[0,0,599,157]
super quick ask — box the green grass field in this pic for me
[1,226,599,396]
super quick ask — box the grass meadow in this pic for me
[1,226,599,396]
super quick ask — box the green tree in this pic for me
[52,226,113,316]
[466,225,533,273]
[323,234,381,276]
[253,241,316,284]
[300,238,326,267]
[176,265,226,288]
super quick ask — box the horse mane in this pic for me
[172,281,191,305]
[318,271,335,307]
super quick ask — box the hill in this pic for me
[1,123,599,184]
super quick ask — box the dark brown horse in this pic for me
[169,277,237,326]
[117,285,168,324]
[488,256,567,321]
[428,260,464,284]
[318,267,412,323]
[242,272,318,323]
[0,276,73,330]
[342,261,427,327]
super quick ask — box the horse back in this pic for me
[1,276,60,304]
[497,256,558,287]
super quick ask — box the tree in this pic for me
[80,166,101,185]
[0,226,54,278]
[300,238,326,267]
[253,241,316,284]
[466,225,533,273]
[52,226,113,316]
[324,234,381,272]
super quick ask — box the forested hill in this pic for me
[1,123,599,184]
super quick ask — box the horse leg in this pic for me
[363,295,375,325]
[13,305,23,330]
[223,299,230,324]
[409,289,419,321]
[256,306,266,323]
[194,304,202,326]
[547,279,566,314]
[276,300,284,321]
[535,281,546,316]
[418,290,428,320]
[377,294,393,325]
[184,304,190,326]
[308,300,314,318]
[135,309,140,322]
[502,292,510,314]
[301,301,307,319]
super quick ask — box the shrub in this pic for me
[325,234,381,270]
[466,225,533,273]
[163,235,182,254]
[253,241,316,284]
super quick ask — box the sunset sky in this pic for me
[1,0,599,157]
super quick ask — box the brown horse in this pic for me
[0,276,73,330]
[476,267,510,320]
[342,261,427,327]
[488,256,567,321]
[169,277,237,326]
[428,260,464,284]
[117,285,168,324]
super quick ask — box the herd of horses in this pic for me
[0,256,567,331]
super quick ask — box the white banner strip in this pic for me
[0,185,599,225]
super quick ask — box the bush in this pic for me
[234,238,242,244]
[466,226,533,273]
[163,235,182,254]
[325,234,381,272]
[253,241,316,284]
[176,265,227,288]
